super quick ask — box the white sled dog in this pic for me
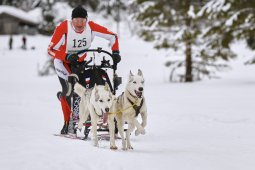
[74,82,115,147]
[111,69,147,150]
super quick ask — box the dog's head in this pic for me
[127,69,145,98]
[93,83,114,116]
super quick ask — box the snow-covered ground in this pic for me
[0,28,255,170]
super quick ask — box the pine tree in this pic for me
[67,0,100,11]
[98,0,128,36]
[38,0,55,35]
[199,0,255,65]
[131,0,234,82]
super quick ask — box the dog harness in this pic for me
[127,98,144,117]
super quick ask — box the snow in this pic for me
[1,21,255,170]
[27,7,42,23]
[225,12,239,26]
[0,5,39,24]
[197,0,230,18]
[52,2,73,23]
[188,5,196,19]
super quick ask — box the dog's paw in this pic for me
[141,128,146,135]
[135,129,141,136]
[110,145,118,150]
[127,145,133,150]
[135,128,146,136]
[93,141,99,147]
[76,128,84,138]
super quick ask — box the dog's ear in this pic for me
[104,82,110,91]
[129,70,134,82]
[94,84,99,93]
[129,70,134,76]
[138,69,143,77]
[95,91,99,102]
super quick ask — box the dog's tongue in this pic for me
[103,112,108,124]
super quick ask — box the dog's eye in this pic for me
[133,81,136,84]
[99,100,103,102]
[108,99,111,102]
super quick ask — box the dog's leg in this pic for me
[77,98,90,137]
[126,122,135,149]
[140,107,147,129]
[77,97,86,129]
[92,115,99,147]
[108,114,118,150]
[116,113,127,150]
[90,107,99,147]
[134,118,146,136]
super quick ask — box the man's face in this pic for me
[72,18,86,32]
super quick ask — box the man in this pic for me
[48,5,121,134]
[9,34,13,50]
[22,35,27,50]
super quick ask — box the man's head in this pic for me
[71,5,87,32]
[72,5,87,19]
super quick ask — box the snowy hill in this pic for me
[0,29,255,170]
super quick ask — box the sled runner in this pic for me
[59,48,122,139]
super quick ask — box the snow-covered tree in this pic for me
[1,0,35,11]
[1,0,15,6]
[199,0,255,65]
[98,0,128,36]
[66,0,100,11]
[38,0,55,35]
[131,0,233,82]
[99,0,126,19]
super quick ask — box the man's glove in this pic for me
[66,53,79,65]
[112,50,121,64]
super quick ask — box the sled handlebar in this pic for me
[71,48,120,95]
[76,47,117,70]
[72,56,115,71]
[77,47,113,59]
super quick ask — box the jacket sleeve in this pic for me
[47,20,68,61]
[88,21,119,51]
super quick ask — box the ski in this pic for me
[53,134,88,140]
[53,133,121,141]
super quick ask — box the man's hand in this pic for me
[112,50,121,64]
[66,53,79,65]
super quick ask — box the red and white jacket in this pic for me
[48,20,119,63]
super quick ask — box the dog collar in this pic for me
[128,90,138,100]
[93,107,103,117]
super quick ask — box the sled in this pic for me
[65,48,122,139]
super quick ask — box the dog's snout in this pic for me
[105,108,109,112]
[138,87,143,92]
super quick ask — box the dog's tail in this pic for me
[74,83,86,97]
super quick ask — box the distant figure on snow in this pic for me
[22,35,27,50]
[9,35,13,50]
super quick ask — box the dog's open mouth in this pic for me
[101,110,108,124]
[135,90,143,98]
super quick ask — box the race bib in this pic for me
[66,21,92,54]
